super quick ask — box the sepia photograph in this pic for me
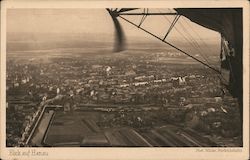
[0,1,249,160]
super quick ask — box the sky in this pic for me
[7,9,114,34]
[7,8,221,42]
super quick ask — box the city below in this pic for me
[6,46,242,147]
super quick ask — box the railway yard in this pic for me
[28,105,241,147]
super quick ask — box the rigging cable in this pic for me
[171,10,228,83]
[163,15,181,41]
[161,9,228,83]
[182,18,215,61]
[118,15,221,75]
[158,9,211,65]
[158,9,228,83]
[138,8,148,27]
[178,20,211,65]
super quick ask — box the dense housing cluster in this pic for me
[6,50,241,147]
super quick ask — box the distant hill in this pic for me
[7,32,220,56]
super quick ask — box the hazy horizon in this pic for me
[7,8,220,39]
[7,8,221,55]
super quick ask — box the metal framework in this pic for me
[117,14,221,74]
[118,12,178,16]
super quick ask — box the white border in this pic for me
[1,1,249,160]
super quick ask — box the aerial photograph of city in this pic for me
[6,8,243,147]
